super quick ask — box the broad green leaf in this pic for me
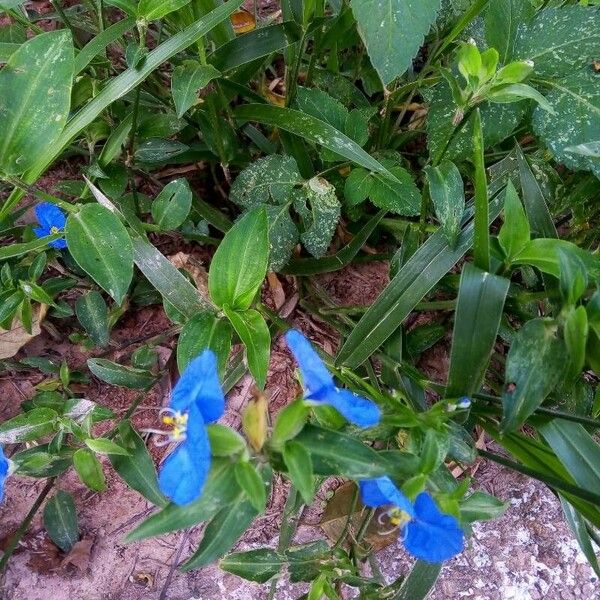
[73,448,106,491]
[151,178,192,230]
[75,291,109,347]
[180,468,271,571]
[0,407,57,443]
[460,491,507,522]
[65,204,133,305]
[220,548,283,583]
[501,318,567,433]
[427,81,526,163]
[110,421,167,507]
[559,249,587,306]
[171,61,221,118]
[498,181,530,260]
[446,264,509,398]
[11,445,71,478]
[138,0,192,21]
[533,71,600,178]
[135,138,188,163]
[126,459,240,541]
[208,208,269,311]
[283,441,315,504]
[539,419,600,496]
[389,560,442,600]
[514,5,600,78]
[234,104,399,181]
[0,30,73,175]
[1,0,245,222]
[484,0,535,64]
[223,308,270,389]
[84,438,130,456]
[293,177,341,258]
[350,0,441,85]
[177,312,232,375]
[271,400,310,448]
[295,86,347,132]
[74,17,136,75]
[87,358,156,389]
[424,160,465,248]
[43,491,78,552]
[337,196,505,368]
[234,461,267,512]
[207,424,246,457]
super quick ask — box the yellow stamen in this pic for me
[389,508,411,527]
[50,226,60,234]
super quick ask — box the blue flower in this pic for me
[33,203,67,249]
[285,329,380,427]
[359,476,464,563]
[0,446,9,503]
[158,350,225,505]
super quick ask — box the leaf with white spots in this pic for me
[350,0,442,85]
[533,70,600,178]
[171,60,221,118]
[514,5,600,79]
[0,30,73,175]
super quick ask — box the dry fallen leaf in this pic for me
[26,537,62,574]
[267,272,286,310]
[0,304,47,359]
[230,9,256,34]
[168,252,209,302]
[61,538,93,572]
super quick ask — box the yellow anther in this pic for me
[389,508,411,527]
[50,226,60,234]
[162,415,175,425]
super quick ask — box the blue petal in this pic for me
[49,238,67,249]
[313,387,380,427]
[0,447,8,503]
[171,350,224,423]
[359,477,414,516]
[285,329,334,398]
[33,226,50,239]
[404,492,464,562]
[158,405,211,505]
[35,203,66,231]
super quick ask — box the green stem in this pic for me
[0,478,56,571]
[332,486,359,550]
[3,176,76,213]
[7,8,45,34]
[51,1,82,48]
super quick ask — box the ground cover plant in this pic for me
[0,0,599,597]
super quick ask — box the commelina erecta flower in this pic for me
[157,350,225,506]
[285,329,381,427]
[0,445,9,503]
[359,476,464,563]
[33,202,67,249]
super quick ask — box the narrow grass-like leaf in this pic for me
[472,109,489,272]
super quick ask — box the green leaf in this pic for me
[559,249,588,306]
[472,109,490,272]
[560,498,600,579]
[207,424,246,457]
[283,441,315,504]
[498,181,530,260]
[43,491,78,552]
[0,235,61,261]
[337,195,505,368]
[0,407,57,443]
[177,312,232,375]
[294,177,341,258]
[137,0,192,21]
[171,61,221,118]
[220,548,283,583]
[427,81,526,163]
[501,318,567,433]
[85,437,130,456]
[460,491,507,523]
[0,30,73,175]
[135,138,188,163]
[234,461,267,512]
[424,160,465,248]
[539,419,600,496]
[75,291,109,347]
[533,71,600,178]
[65,204,133,305]
[388,560,442,600]
[73,448,106,491]
[484,0,535,64]
[151,178,192,230]
[87,358,156,389]
[110,421,167,507]
[564,307,588,382]
[180,468,271,571]
[126,459,240,541]
[446,264,509,398]
[350,0,441,85]
[223,308,270,389]
[514,5,600,78]
[234,104,399,181]
[271,399,310,448]
[295,86,347,131]
[208,208,269,311]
